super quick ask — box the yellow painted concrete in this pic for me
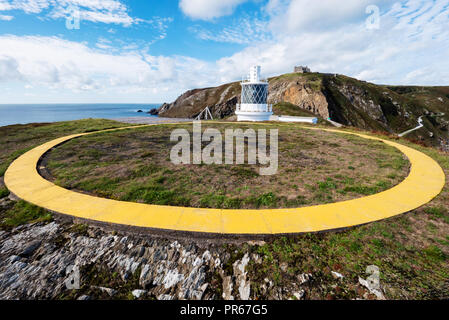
[4,123,446,235]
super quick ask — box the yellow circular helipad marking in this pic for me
[4,123,446,235]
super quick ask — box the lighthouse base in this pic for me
[235,111,273,122]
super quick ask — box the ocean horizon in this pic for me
[0,103,162,127]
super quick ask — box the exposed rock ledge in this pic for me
[0,217,323,300]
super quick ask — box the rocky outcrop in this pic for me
[155,71,447,138]
[155,74,408,132]
[155,72,449,149]
[0,221,221,300]
[0,186,417,301]
[268,78,330,119]
[337,84,388,125]
[0,219,281,300]
[156,76,332,121]
[157,83,241,120]
[148,108,159,116]
[0,218,371,300]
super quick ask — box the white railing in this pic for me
[236,104,272,112]
[241,76,268,84]
[241,79,268,84]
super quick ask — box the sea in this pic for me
[0,103,161,127]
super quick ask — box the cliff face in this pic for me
[268,75,330,119]
[156,72,449,150]
[157,83,241,119]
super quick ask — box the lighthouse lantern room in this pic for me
[235,66,273,122]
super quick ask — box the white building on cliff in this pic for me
[235,66,273,122]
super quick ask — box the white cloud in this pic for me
[191,16,271,44]
[0,55,22,81]
[179,0,249,20]
[266,0,391,33]
[0,0,50,13]
[1,0,449,104]
[49,0,136,26]
[0,13,13,20]
[0,0,140,25]
[214,0,449,86]
[0,35,214,97]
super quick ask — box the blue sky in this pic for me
[0,0,448,104]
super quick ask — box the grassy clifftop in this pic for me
[0,119,448,299]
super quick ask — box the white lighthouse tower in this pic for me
[235,66,273,122]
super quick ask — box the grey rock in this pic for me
[19,240,41,257]
[297,273,312,285]
[222,275,234,300]
[292,290,305,300]
[92,286,117,297]
[251,254,262,264]
[0,220,245,300]
[233,253,251,300]
[137,246,145,257]
[280,262,288,272]
[7,255,20,264]
[132,289,146,299]
[331,271,344,279]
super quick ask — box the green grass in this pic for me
[342,180,392,196]
[318,178,337,191]
[273,102,323,118]
[231,166,259,178]
[120,183,191,207]
[199,194,243,209]
[0,187,9,199]
[0,147,33,177]
[0,119,133,179]
[377,156,409,170]
[44,123,409,210]
[132,164,162,178]
[242,129,449,299]
[247,215,449,299]
[59,263,146,300]
[1,119,448,300]
[256,192,278,207]
[2,200,53,229]
[0,119,130,230]
[68,224,90,236]
[422,245,447,263]
[425,206,449,223]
